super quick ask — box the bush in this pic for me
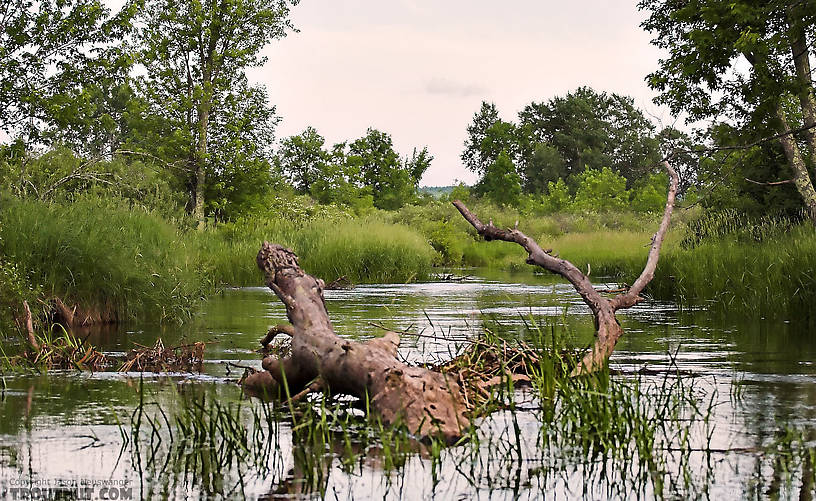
[572,167,629,212]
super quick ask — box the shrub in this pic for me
[572,167,629,212]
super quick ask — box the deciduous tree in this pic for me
[640,0,816,223]
[133,0,297,225]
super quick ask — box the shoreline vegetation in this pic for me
[1,189,813,341]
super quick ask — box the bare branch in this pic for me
[744,177,794,186]
[611,161,679,311]
[454,161,679,375]
[451,201,607,315]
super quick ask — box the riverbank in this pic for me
[1,194,813,337]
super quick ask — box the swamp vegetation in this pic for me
[3,0,816,498]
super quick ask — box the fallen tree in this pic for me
[453,160,679,375]
[242,243,469,443]
[242,160,677,441]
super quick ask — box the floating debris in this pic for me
[119,339,205,373]
[432,335,573,412]
[3,332,206,374]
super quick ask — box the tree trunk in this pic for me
[789,15,816,152]
[775,106,816,224]
[454,161,679,375]
[190,101,210,228]
[242,243,469,443]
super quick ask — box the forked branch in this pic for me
[454,161,679,375]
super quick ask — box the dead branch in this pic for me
[260,324,295,347]
[243,243,469,443]
[744,177,794,186]
[453,160,679,375]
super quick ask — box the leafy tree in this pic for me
[518,87,660,190]
[133,0,297,224]
[572,167,630,212]
[541,178,572,212]
[349,128,427,210]
[639,0,816,223]
[404,147,433,184]
[521,143,567,194]
[0,0,133,149]
[656,127,701,197]
[204,84,283,220]
[474,150,522,207]
[694,124,800,217]
[309,142,374,210]
[462,102,500,175]
[277,127,329,193]
[631,172,669,213]
[462,102,519,176]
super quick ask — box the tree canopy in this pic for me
[639,0,816,222]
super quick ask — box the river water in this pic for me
[1,270,814,500]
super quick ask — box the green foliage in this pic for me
[297,219,435,284]
[461,89,663,206]
[276,127,429,211]
[276,126,328,193]
[0,195,211,323]
[541,179,571,212]
[645,214,816,318]
[522,143,566,194]
[462,101,504,175]
[0,146,184,217]
[693,125,801,217]
[572,167,630,212]
[201,206,435,286]
[518,87,660,189]
[133,0,296,221]
[448,182,472,203]
[639,0,816,219]
[630,172,670,213]
[0,0,131,141]
[349,128,426,210]
[474,150,522,207]
[0,253,38,336]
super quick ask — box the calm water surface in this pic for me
[1,269,814,499]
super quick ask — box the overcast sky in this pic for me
[249,1,670,186]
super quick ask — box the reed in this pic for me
[0,195,212,324]
[645,212,816,318]
[201,216,436,286]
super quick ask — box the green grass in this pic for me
[0,195,211,324]
[648,223,816,318]
[201,215,436,286]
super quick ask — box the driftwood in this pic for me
[453,160,679,376]
[242,243,469,443]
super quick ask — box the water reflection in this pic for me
[1,270,815,499]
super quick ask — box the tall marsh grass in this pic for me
[648,220,816,318]
[0,195,211,323]
[201,216,436,286]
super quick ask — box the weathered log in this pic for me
[453,160,679,375]
[243,243,469,443]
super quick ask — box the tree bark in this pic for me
[453,161,679,375]
[789,15,816,152]
[190,101,210,228]
[243,243,469,443]
[775,106,816,224]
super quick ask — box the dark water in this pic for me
[1,270,815,500]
